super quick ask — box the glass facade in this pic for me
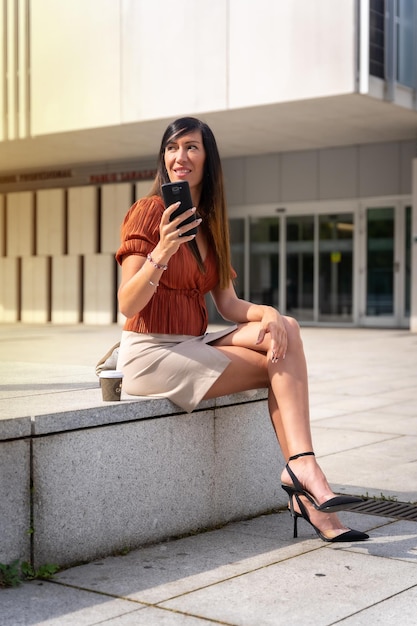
[286,216,314,322]
[370,0,385,79]
[230,218,245,300]
[228,205,411,327]
[366,208,395,316]
[369,0,417,89]
[396,0,416,88]
[318,214,354,322]
[249,217,279,308]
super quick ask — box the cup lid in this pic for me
[99,370,124,378]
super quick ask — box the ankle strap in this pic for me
[288,451,315,461]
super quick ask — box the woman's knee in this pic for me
[283,315,300,333]
[283,316,303,346]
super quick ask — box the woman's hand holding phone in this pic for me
[162,181,201,237]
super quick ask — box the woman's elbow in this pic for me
[117,290,136,320]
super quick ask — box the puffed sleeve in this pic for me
[115,196,164,265]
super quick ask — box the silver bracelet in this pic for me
[147,253,168,271]
[149,280,159,289]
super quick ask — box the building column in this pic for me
[411,159,417,332]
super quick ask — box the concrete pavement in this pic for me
[1,324,417,625]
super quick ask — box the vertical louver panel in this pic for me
[3,0,30,140]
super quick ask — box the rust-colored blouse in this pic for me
[116,195,225,336]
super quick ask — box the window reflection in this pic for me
[249,217,279,308]
[318,214,354,322]
[286,216,314,321]
[366,207,394,316]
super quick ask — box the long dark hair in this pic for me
[148,117,232,289]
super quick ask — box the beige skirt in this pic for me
[117,325,237,413]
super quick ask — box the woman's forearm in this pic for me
[118,248,171,318]
[215,289,276,325]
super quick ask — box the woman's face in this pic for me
[164,130,206,195]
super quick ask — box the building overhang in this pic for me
[1,91,417,177]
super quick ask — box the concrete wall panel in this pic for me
[400,140,417,195]
[6,191,34,257]
[101,183,132,253]
[68,187,98,255]
[359,143,401,198]
[281,151,319,202]
[244,155,280,204]
[51,256,82,324]
[21,256,50,323]
[223,158,245,207]
[319,146,358,200]
[36,188,66,255]
[83,254,115,324]
[0,257,20,322]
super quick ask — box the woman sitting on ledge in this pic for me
[115,116,368,544]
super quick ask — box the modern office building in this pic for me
[1,0,417,330]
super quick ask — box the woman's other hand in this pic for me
[255,306,288,362]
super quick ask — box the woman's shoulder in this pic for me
[125,194,163,218]
[116,195,163,262]
[121,194,164,231]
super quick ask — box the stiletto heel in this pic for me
[282,451,363,513]
[284,491,369,543]
[282,484,299,538]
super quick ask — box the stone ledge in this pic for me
[0,389,285,570]
[0,388,268,439]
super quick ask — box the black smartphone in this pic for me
[162,181,198,237]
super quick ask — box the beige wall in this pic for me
[1,0,30,140]
[29,0,357,136]
[31,0,121,135]
[228,0,356,108]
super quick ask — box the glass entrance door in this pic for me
[318,214,354,323]
[361,205,411,327]
[286,216,315,321]
[285,213,354,323]
[365,207,395,317]
[230,212,355,325]
[228,203,410,328]
[249,216,280,308]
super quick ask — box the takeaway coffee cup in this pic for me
[99,370,123,401]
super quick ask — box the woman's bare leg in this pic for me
[206,316,344,507]
[268,388,351,537]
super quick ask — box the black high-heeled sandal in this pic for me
[281,452,363,513]
[286,491,369,542]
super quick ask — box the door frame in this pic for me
[358,197,411,328]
